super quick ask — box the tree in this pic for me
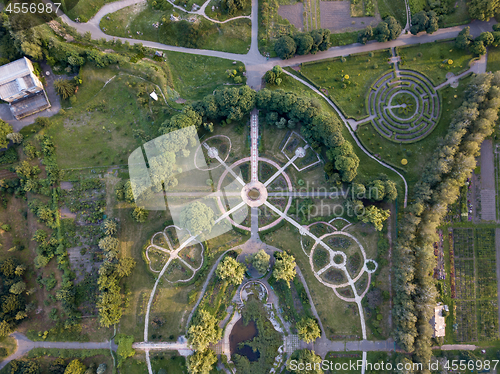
[410,11,429,35]
[477,31,495,46]
[179,201,215,236]
[357,26,373,44]
[368,180,386,201]
[467,0,500,21]
[54,79,76,100]
[10,281,26,294]
[295,33,314,55]
[49,358,67,374]
[275,35,296,59]
[216,256,245,285]
[425,11,439,34]
[296,318,321,343]
[374,21,390,42]
[361,205,390,231]
[0,120,13,149]
[187,349,217,374]
[471,40,487,55]
[264,70,277,85]
[64,359,87,374]
[386,16,402,39]
[187,309,221,351]
[273,251,296,287]
[102,219,117,236]
[6,132,23,144]
[0,320,12,337]
[455,26,473,49]
[384,180,398,202]
[98,236,119,252]
[287,349,323,374]
[251,249,270,274]
[131,206,149,223]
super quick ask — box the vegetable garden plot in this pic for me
[478,300,500,341]
[455,259,476,299]
[456,301,478,342]
[475,228,496,257]
[453,228,474,258]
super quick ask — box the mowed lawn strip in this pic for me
[397,41,473,86]
[299,49,392,119]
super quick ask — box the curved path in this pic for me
[282,69,409,207]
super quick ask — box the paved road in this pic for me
[0,332,115,370]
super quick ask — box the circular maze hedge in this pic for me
[368,69,440,143]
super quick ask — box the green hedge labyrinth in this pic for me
[368,69,440,143]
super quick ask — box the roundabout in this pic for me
[368,69,440,143]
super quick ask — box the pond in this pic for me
[230,318,260,362]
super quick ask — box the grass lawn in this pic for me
[330,31,359,47]
[64,0,119,21]
[376,0,406,25]
[299,49,393,119]
[100,4,251,54]
[397,41,473,86]
[356,74,473,189]
[46,65,167,169]
[0,336,16,359]
[263,223,363,338]
[487,46,500,72]
[165,51,246,101]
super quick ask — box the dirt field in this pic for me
[319,1,379,32]
[278,3,304,30]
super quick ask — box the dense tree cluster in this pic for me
[96,220,136,327]
[255,89,359,182]
[394,73,500,367]
[0,258,29,337]
[221,0,248,15]
[467,0,500,21]
[274,29,331,59]
[455,26,500,56]
[410,11,439,35]
[0,120,13,149]
[357,17,402,44]
[0,12,127,71]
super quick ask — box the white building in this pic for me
[0,57,50,119]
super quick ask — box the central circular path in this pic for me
[241,181,268,207]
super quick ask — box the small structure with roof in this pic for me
[430,303,447,338]
[0,57,51,120]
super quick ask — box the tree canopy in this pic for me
[216,256,245,285]
[179,201,215,236]
[251,249,270,274]
[188,309,221,351]
[296,318,321,343]
[273,251,296,287]
[0,120,13,149]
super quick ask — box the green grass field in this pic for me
[100,4,251,54]
[487,46,500,72]
[397,41,473,86]
[440,0,470,27]
[299,49,392,119]
[165,52,246,100]
[64,0,119,21]
[376,0,407,25]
